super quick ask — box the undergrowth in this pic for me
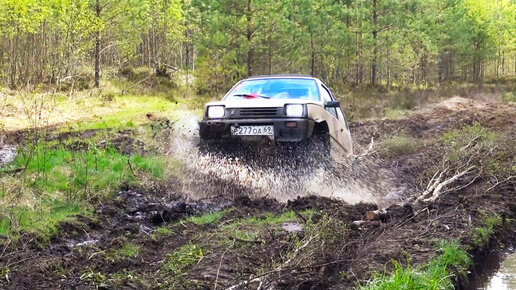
[472,212,502,248]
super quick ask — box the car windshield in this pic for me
[225,78,320,101]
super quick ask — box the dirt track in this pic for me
[1,97,515,289]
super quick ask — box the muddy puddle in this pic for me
[466,248,516,290]
[169,115,409,207]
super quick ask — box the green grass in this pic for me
[228,210,309,227]
[119,243,141,258]
[383,107,407,119]
[156,226,173,236]
[379,135,423,158]
[101,242,142,263]
[363,241,471,290]
[186,210,228,226]
[161,243,205,275]
[0,141,166,239]
[68,95,175,131]
[5,142,165,195]
[221,210,314,242]
[0,200,84,238]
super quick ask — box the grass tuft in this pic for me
[162,243,205,275]
[363,241,471,290]
[379,135,423,158]
[186,210,227,226]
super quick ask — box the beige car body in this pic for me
[206,97,353,156]
[203,76,353,156]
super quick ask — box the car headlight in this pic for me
[285,104,305,117]
[207,106,225,118]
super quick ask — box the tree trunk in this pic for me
[185,20,190,83]
[310,32,315,76]
[94,0,101,88]
[268,29,272,75]
[246,0,254,77]
[371,0,378,85]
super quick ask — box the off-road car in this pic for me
[200,75,353,156]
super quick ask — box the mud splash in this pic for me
[168,114,408,206]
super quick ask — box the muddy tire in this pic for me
[308,131,332,168]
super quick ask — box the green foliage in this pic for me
[1,0,515,90]
[161,243,205,275]
[501,92,516,103]
[363,241,471,290]
[227,210,306,227]
[472,213,502,248]
[442,123,498,161]
[380,135,423,158]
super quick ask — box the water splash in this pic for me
[168,114,407,206]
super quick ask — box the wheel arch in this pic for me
[312,120,329,136]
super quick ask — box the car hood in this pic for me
[205,99,322,108]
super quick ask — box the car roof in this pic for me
[244,74,318,81]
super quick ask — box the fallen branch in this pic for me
[418,166,476,202]
[486,176,515,192]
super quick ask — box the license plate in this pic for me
[231,125,274,136]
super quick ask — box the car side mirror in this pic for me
[325,101,340,108]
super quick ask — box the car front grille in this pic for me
[228,107,283,118]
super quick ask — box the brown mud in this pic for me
[1,96,515,289]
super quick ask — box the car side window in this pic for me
[320,85,338,119]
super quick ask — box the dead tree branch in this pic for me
[418,166,477,202]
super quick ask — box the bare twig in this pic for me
[127,158,135,175]
[486,176,515,192]
[214,238,235,290]
[292,209,307,223]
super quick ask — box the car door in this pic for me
[320,84,353,155]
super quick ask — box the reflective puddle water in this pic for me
[466,248,516,290]
[483,252,516,290]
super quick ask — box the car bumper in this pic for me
[200,118,315,142]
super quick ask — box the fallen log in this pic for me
[365,209,387,221]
